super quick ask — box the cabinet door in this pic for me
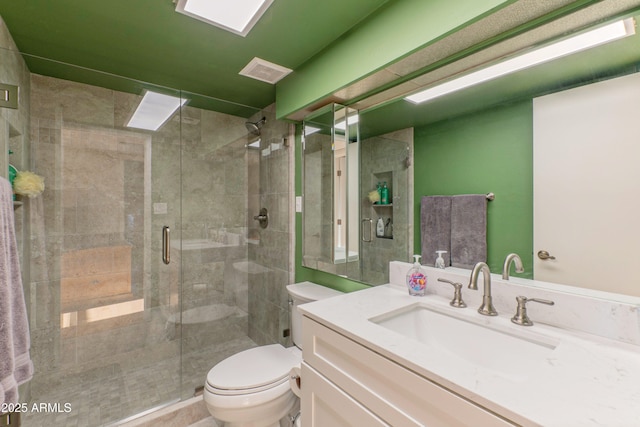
[301,363,389,427]
[303,317,520,426]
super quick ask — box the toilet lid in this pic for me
[207,344,301,391]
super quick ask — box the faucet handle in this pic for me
[511,296,555,326]
[437,278,467,308]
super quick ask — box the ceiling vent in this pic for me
[239,57,293,84]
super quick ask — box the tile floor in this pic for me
[20,336,256,427]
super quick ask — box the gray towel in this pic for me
[0,177,33,406]
[450,194,487,269]
[420,196,451,267]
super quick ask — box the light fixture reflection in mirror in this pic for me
[405,18,635,105]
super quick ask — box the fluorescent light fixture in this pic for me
[406,18,636,104]
[175,0,274,37]
[127,91,186,131]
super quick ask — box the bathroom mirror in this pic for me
[356,9,640,299]
[302,104,414,284]
[302,104,360,278]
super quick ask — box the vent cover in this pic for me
[239,57,293,84]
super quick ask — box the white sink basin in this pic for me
[370,303,558,381]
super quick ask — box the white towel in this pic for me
[0,177,33,406]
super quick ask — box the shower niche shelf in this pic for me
[370,171,394,239]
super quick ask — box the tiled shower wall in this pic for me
[247,104,294,347]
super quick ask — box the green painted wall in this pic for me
[276,0,514,119]
[413,101,534,277]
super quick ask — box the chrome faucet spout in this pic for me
[502,253,524,280]
[468,262,498,316]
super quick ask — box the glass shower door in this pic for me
[176,93,260,399]
[23,63,184,426]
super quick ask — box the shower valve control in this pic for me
[253,208,269,229]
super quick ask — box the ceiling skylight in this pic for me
[175,0,274,37]
[405,18,636,105]
[126,91,186,131]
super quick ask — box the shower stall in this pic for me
[1,40,293,426]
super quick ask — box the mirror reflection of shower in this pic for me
[246,116,266,135]
[245,117,266,149]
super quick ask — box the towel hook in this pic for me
[486,193,495,201]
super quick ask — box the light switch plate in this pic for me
[295,196,302,213]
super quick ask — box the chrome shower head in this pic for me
[245,117,266,136]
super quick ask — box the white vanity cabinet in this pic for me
[301,316,517,427]
[301,364,389,426]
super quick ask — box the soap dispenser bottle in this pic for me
[406,254,427,296]
[435,250,447,269]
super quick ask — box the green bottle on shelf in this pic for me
[380,181,389,204]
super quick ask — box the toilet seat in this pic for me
[206,344,301,396]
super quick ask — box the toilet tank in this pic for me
[286,282,343,349]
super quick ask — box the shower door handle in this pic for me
[162,226,170,265]
[361,218,373,242]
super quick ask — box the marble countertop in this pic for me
[299,283,640,427]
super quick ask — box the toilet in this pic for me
[204,282,342,427]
